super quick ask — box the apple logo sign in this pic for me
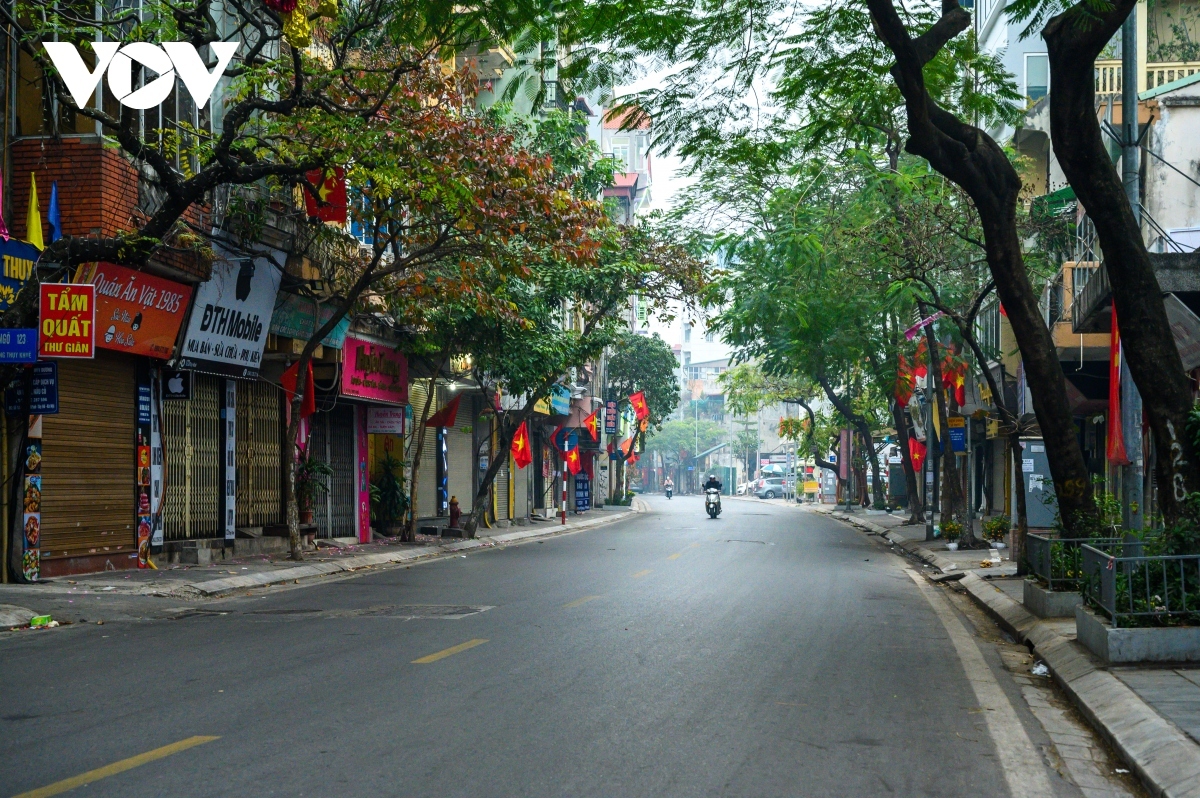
[235,260,255,302]
[168,374,185,395]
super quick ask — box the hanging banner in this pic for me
[269,293,352,349]
[904,311,945,341]
[604,399,619,435]
[150,370,165,550]
[341,335,407,404]
[39,283,95,358]
[136,365,153,566]
[947,415,967,453]
[356,406,371,543]
[0,238,39,311]
[838,429,851,481]
[179,248,281,378]
[21,414,43,581]
[76,263,191,359]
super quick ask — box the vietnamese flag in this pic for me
[582,409,600,441]
[1107,304,1130,464]
[281,359,316,422]
[304,167,348,224]
[565,447,582,475]
[909,437,927,473]
[511,421,532,469]
[629,391,649,421]
[619,436,635,458]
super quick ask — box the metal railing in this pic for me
[1027,534,1126,591]
[1081,544,1200,628]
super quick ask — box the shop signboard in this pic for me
[549,384,570,416]
[76,263,192,359]
[179,249,281,378]
[162,368,192,400]
[0,329,38,363]
[948,415,966,453]
[5,362,58,415]
[366,406,405,434]
[39,283,95,358]
[0,239,38,311]
[341,335,407,404]
[575,472,591,511]
[268,293,352,349]
[604,399,618,435]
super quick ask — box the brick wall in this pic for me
[10,137,211,282]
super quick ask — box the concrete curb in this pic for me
[960,573,1200,798]
[824,507,1200,797]
[180,501,647,598]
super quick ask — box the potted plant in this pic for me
[942,519,962,551]
[294,449,333,525]
[372,453,408,537]
[983,515,1010,549]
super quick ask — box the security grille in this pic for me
[162,374,222,540]
[237,380,283,528]
[310,404,356,537]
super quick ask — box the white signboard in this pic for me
[367,406,406,435]
[179,246,282,378]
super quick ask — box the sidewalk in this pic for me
[817,505,1200,798]
[1,500,648,603]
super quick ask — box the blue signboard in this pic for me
[574,472,591,511]
[0,329,38,363]
[549,384,570,415]
[949,425,966,452]
[5,362,58,415]
[0,239,39,312]
[604,399,618,435]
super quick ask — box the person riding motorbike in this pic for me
[703,474,723,517]
[663,476,674,499]
[702,475,722,492]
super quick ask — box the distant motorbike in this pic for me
[705,488,722,518]
[665,486,673,499]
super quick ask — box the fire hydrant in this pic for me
[448,496,461,529]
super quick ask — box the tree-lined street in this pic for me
[0,501,1138,797]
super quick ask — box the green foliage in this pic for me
[644,420,727,467]
[607,332,681,430]
[373,454,408,525]
[983,515,1012,541]
[941,520,963,541]
[294,450,334,513]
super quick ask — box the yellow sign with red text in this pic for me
[39,283,95,358]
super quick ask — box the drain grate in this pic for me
[243,604,493,620]
[726,539,767,544]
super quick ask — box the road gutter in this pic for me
[825,510,1200,798]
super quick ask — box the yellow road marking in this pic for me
[411,638,488,664]
[14,736,219,798]
[564,595,602,608]
[667,552,684,560]
[631,569,652,578]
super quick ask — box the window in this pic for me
[612,138,630,170]
[704,330,714,342]
[1025,54,1049,101]
[684,326,691,343]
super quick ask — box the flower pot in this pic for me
[990,541,1006,549]
[946,542,959,551]
[299,509,314,525]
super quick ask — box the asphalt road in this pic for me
[2,496,1101,797]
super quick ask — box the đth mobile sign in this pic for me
[39,283,95,358]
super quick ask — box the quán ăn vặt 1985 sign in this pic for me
[39,283,95,358]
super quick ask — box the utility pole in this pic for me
[1121,11,1145,531]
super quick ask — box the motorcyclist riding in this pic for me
[663,476,674,499]
[703,474,723,517]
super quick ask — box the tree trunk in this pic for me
[863,0,1096,533]
[405,368,444,542]
[1043,0,1200,524]
[923,322,970,541]
[891,397,922,524]
[815,375,881,509]
[1009,430,1030,574]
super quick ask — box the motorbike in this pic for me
[665,486,673,499]
[705,488,722,518]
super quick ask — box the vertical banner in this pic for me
[574,472,591,511]
[150,369,165,550]
[135,365,153,567]
[21,414,43,581]
[222,380,237,543]
[838,429,850,481]
[355,405,371,543]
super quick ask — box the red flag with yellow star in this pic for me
[565,447,582,475]
[304,167,347,223]
[511,421,532,469]
[629,391,649,421]
[582,409,600,441]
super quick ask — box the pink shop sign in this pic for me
[341,335,408,404]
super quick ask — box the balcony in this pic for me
[1095,59,1200,102]
[1074,252,1200,333]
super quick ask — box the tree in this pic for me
[644,419,727,474]
[277,65,604,557]
[607,332,682,431]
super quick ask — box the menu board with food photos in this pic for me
[21,415,43,581]
[135,365,153,567]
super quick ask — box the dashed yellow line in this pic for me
[564,595,603,608]
[631,569,652,578]
[13,736,220,798]
[411,638,488,664]
[667,552,684,560]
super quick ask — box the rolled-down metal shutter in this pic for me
[162,374,222,540]
[39,352,137,559]
[236,380,283,529]
[495,456,510,520]
[445,397,473,512]
[407,381,440,520]
[310,403,355,537]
